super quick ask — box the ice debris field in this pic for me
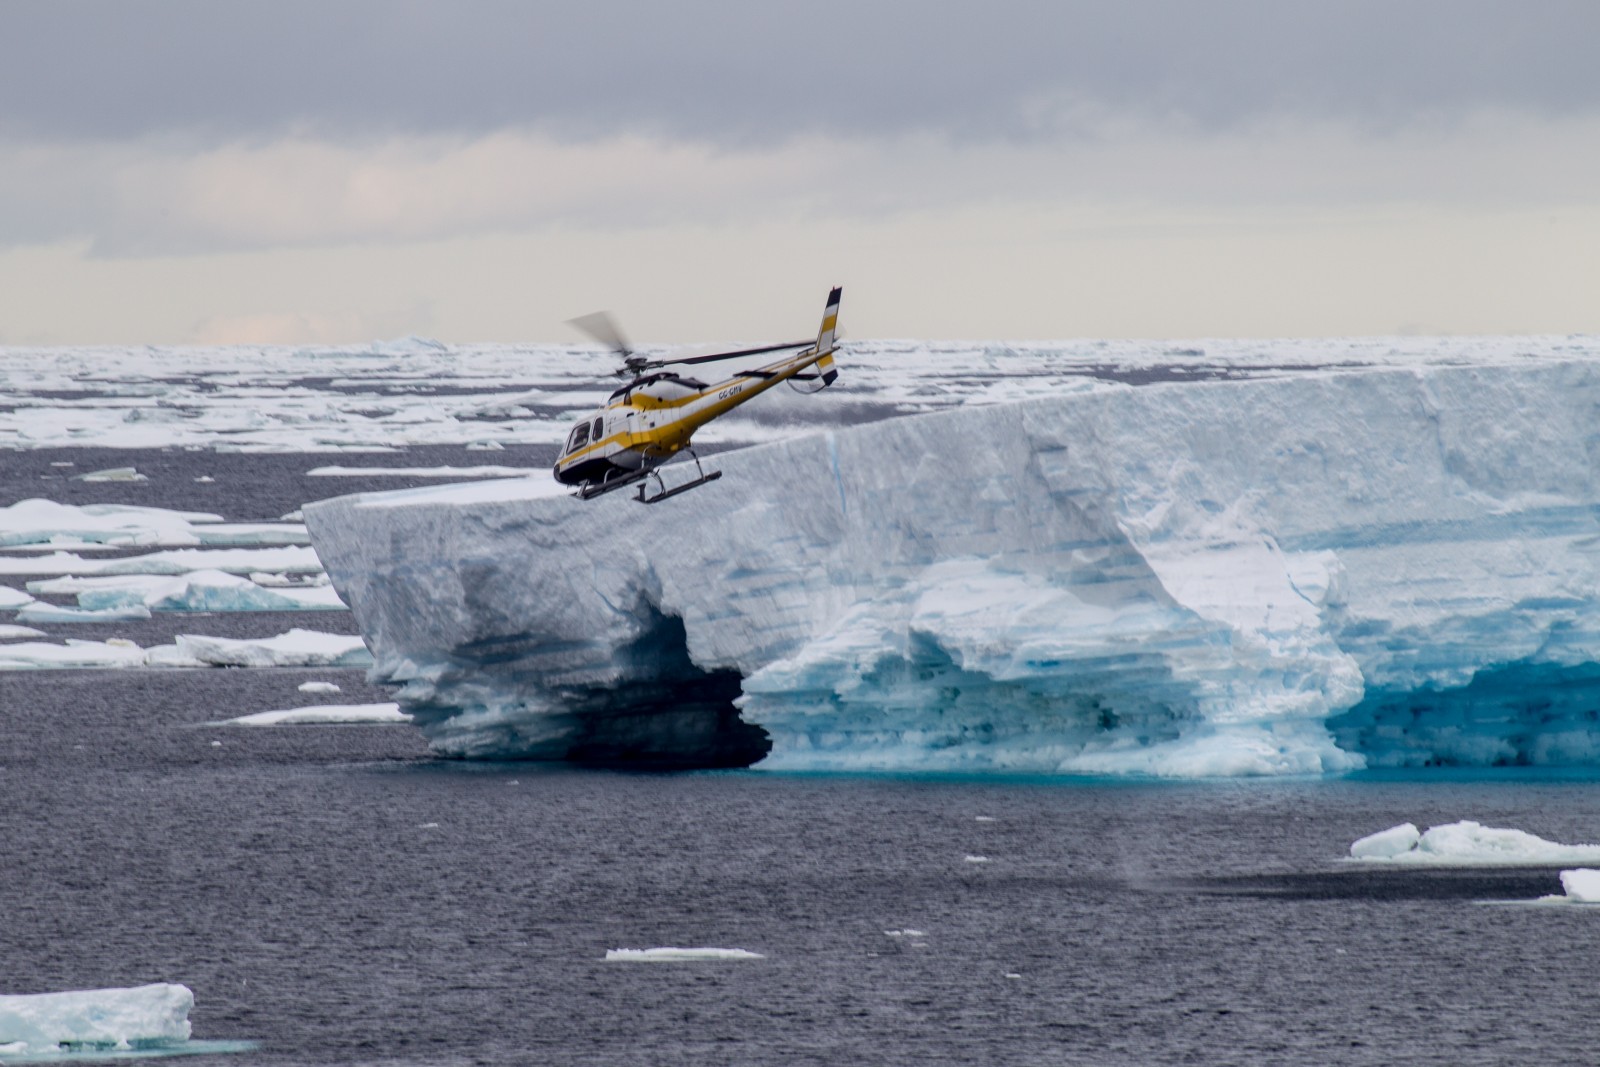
[304,353,1600,776]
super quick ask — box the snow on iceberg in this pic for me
[26,571,344,612]
[304,360,1600,775]
[0,983,191,1054]
[1349,821,1600,866]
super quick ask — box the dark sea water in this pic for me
[5,449,1600,1066]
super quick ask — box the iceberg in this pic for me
[1349,821,1600,866]
[0,983,191,1055]
[304,360,1600,775]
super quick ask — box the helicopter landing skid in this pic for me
[575,466,652,501]
[637,453,722,504]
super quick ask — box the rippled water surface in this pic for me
[5,667,1600,1066]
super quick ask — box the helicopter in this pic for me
[555,287,842,504]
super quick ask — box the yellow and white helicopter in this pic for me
[555,287,842,503]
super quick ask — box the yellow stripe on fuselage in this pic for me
[558,345,831,468]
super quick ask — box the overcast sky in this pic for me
[3,1,1598,344]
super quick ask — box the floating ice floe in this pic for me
[0,546,324,577]
[26,571,344,612]
[15,602,153,624]
[297,680,342,694]
[0,500,307,548]
[74,466,147,482]
[306,465,536,478]
[0,983,191,1055]
[167,630,371,668]
[603,948,764,962]
[1349,821,1600,866]
[0,629,371,671]
[218,702,408,726]
[0,624,46,640]
[0,586,33,610]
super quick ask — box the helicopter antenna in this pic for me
[567,311,649,378]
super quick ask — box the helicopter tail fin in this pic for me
[789,287,841,394]
[814,286,842,357]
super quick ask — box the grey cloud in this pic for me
[5,0,1599,146]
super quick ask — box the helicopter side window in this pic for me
[565,423,590,454]
[592,417,604,442]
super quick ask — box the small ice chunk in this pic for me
[974,816,998,822]
[964,855,990,863]
[883,929,926,938]
[604,948,764,962]
[1349,822,1422,859]
[0,983,192,1054]
[1350,820,1600,866]
[298,680,342,694]
[194,476,215,483]
[74,466,147,482]
[1004,973,1022,979]
[1560,869,1600,903]
[0,624,47,640]
[219,702,408,726]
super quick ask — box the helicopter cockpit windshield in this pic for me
[563,422,590,454]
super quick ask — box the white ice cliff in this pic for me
[304,360,1600,775]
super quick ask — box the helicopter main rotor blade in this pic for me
[658,339,813,367]
[566,311,632,359]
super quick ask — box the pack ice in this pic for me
[304,360,1600,775]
